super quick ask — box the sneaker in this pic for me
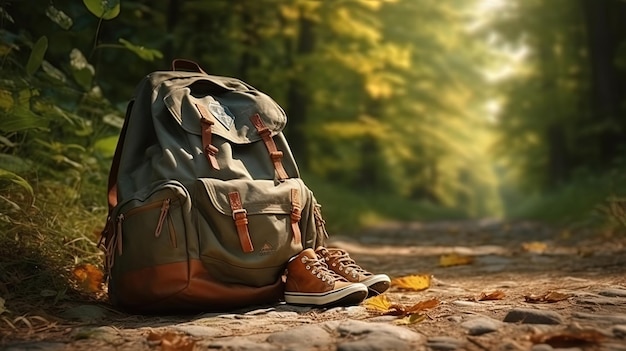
[316,246,391,296]
[284,248,368,307]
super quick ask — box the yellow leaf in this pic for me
[390,274,431,291]
[522,241,547,254]
[72,263,104,293]
[363,294,392,312]
[439,253,474,267]
[394,313,426,325]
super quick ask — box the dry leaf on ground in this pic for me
[72,263,104,293]
[394,313,427,325]
[363,294,392,313]
[522,241,548,254]
[147,331,196,351]
[364,295,439,320]
[530,329,604,347]
[391,274,431,291]
[477,290,506,301]
[439,253,474,267]
[524,291,570,303]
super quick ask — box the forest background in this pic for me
[1,0,626,311]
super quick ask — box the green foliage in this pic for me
[26,36,48,76]
[83,0,120,20]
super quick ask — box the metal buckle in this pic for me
[232,208,247,220]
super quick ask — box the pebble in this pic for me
[4,342,66,351]
[599,288,626,297]
[613,325,626,338]
[172,325,221,337]
[503,308,564,325]
[266,325,333,348]
[451,300,483,307]
[461,316,503,335]
[573,312,626,324]
[575,296,626,306]
[209,338,279,351]
[426,336,466,350]
[332,319,423,343]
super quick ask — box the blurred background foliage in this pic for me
[2,0,626,248]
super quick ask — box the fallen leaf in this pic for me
[530,330,604,347]
[391,274,431,291]
[394,313,426,325]
[364,296,439,317]
[363,294,392,313]
[478,290,506,301]
[406,298,440,312]
[0,297,6,315]
[522,241,547,254]
[439,253,474,267]
[386,298,440,316]
[72,263,104,293]
[147,331,196,351]
[525,291,570,303]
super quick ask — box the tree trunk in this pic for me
[285,9,315,164]
[582,0,624,163]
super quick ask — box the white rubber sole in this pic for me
[362,274,391,296]
[284,283,368,307]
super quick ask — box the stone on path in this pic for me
[266,324,333,349]
[573,312,626,325]
[173,325,221,337]
[599,288,626,298]
[503,308,564,325]
[4,342,66,351]
[460,316,503,335]
[331,320,423,351]
[208,338,278,351]
[612,325,626,338]
[426,336,467,350]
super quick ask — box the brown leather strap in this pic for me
[107,100,135,210]
[228,192,254,253]
[195,104,220,170]
[290,188,302,245]
[250,114,289,181]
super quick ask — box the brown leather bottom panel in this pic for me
[112,259,284,314]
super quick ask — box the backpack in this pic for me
[99,59,328,313]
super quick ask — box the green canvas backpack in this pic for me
[99,60,328,313]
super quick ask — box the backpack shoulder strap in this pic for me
[107,99,134,211]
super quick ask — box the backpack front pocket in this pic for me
[107,181,191,275]
[194,178,308,286]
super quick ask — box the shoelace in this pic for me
[302,256,348,284]
[328,249,368,276]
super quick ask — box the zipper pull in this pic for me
[116,213,124,255]
[155,198,171,238]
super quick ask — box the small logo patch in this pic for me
[260,241,275,255]
[208,102,235,130]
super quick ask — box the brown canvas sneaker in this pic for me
[284,248,368,307]
[316,246,391,296]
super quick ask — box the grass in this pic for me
[505,169,626,230]
[300,172,468,235]
[0,182,107,317]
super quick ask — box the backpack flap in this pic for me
[163,80,286,143]
[162,79,297,180]
[194,178,310,287]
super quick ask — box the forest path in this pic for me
[2,220,626,350]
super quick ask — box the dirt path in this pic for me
[2,220,626,350]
